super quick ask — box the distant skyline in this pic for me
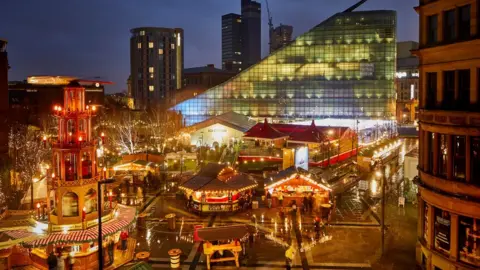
[0,0,419,93]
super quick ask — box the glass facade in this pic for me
[173,10,397,126]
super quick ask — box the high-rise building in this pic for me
[270,24,293,53]
[222,13,243,73]
[172,9,397,126]
[395,41,419,123]
[415,1,480,269]
[0,39,8,155]
[241,0,261,69]
[130,27,184,110]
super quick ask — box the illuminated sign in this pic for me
[295,147,309,170]
[410,84,415,99]
[396,72,407,78]
[412,73,419,77]
[208,129,226,133]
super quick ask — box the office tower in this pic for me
[270,24,293,53]
[0,39,8,154]
[222,13,243,73]
[130,27,184,110]
[395,41,419,123]
[172,9,397,126]
[241,0,261,69]
[415,0,480,269]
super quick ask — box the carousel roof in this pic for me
[180,163,257,192]
[3,204,136,247]
[265,166,331,191]
[243,119,289,140]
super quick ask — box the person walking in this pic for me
[278,192,284,207]
[107,239,115,266]
[56,252,65,270]
[47,251,57,270]
[266,192,272,209]
[285,244,296,270]
[290,200,297,224]
[120,230,128,251]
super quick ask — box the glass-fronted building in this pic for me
[172,10,397,126]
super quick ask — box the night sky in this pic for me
[0,0,418,93]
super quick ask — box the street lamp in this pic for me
[108,190,113,209]
[97,178,115,270]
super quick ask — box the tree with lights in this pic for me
[106,111,141,154]
[8,124,51,193]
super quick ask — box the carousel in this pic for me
[179,163,257,214]
[265,167,332,215]
[0,81,136,269]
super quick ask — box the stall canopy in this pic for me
[113,160,158,171]
[265,166,331,191]
[288,120,327,144]
[179,163,257,193]
[197,225,249,241]
[243,119,289,140]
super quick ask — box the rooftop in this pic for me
[184,64,234,74]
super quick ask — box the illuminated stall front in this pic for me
[265,167,332,210]
[179,163,257,213]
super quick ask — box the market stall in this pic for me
[265,167,332,211]
[179,163,257,214]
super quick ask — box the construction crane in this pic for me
[265,0,274,49]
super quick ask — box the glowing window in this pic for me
[171,44,175,50]
[140,30,145,36]
[137,43,141,49]
[158,49,163,55]
[149,67,154,73]
[149,42,154,48]
[149,85,154,91]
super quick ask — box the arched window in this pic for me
[64,153,78,181]
[62,192,79,217]
[82,152,92,179]
[84,189,97,214]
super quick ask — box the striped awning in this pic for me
[26,205,136,247]
[4,230,34,239]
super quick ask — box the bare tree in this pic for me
[107,111,142,154]
[8,124,51,193]
[144,107,180,152]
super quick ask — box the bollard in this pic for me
[168,249,182,268]
[165,213,176,231]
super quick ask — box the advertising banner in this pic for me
[295,147,309,170]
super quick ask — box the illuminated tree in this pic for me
[106,111,141,154]
[8,124,51,192]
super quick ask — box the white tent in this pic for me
[21,177,47,205]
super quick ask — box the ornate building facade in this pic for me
[415,0,480,269]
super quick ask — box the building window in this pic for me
[458,69,470,107]
[471,137,480,185]
[443,9,456,42]
[149,85,154,92]
[459,5,471,40]
[149,42,154,48]
[453,135,466,181]
[426,72,437,108]
[434,208,451,255]
[443,71,455,109]
[459,216,480,267]
[137,42,142,49]
[158,49,164,55]
[427,14,438,44]
[171,43,175,50]
[438,134,448,177]
[149,67,154,73]
[149,74,154,79]
[140,30,145,36]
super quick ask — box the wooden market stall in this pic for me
[179,163,257,214]
[265,167,332,210]
[197,225,248,270]
[113,160,159,184]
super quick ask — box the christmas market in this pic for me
[264,167,332,213]
[179,163,257,213]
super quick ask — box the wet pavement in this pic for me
[128,138,419,269]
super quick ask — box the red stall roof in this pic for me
[243,119,289,140]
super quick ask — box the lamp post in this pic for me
[375,164,386,256]
[97,178,115,270]
[108,190,113,209]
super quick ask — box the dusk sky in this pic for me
[0,0,419,93]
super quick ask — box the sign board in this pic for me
[282,148,294,170]
[295,147,309,171]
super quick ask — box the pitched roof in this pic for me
[184,111,256,133]
[288,120,326,143]
[243,119,289,140]
[180,163,257,192]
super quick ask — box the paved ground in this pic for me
[128,139,419,270]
